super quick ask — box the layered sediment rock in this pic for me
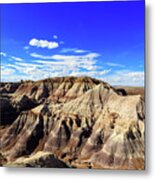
[0,76,145,169]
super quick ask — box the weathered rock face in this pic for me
[0,96,18,125]
[0,76,145,169]
[5,152,69,168]
[0,82,21,94]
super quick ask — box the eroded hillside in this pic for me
[0,76,145,169]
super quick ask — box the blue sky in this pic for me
[0,1,145,85]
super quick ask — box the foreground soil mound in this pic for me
[0,76,145,169]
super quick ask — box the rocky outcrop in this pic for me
[0,96,18,125]
[0,82,21,94]
[6,152,69,168]
[0,76,145,169]
[11,95,38,112]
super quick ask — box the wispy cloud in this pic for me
[2,55,144,86]
[30,52,98,61]
[106,62,125,68]
[1,52,24,62]
[33,52,100,72]
[31,52,100,71]
[75,49,87,53]
[23,46,30,50]
[29,38,59,49]
[51,53,100,61]
[1,67,15,76]
[70,69,111,77]
[53,35,58,39]
[30,53,52,59]
[10,56,23,62]
[104,70,144,86]
[60,48,88,53]
[7,62,45,81]
[2,50,111,82]
[1,40,144,86]
[0,52,7,57]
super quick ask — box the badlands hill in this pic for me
[0,76,145,169]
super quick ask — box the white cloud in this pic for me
[24,46,30,50]
[30,53,52,59]
[15,62,43,67]
[32,52,100,72]
[7,62,65,81]
[30,52,100,71]
[11,56,23,62]
[53,35,58,39]
[1,67,15,76]
[29,52,111,80]
[75,49,87,53]
[104,70,144,86]
[70,69,111,77]
[106,62,125,68]
[7,62,46,81]
[29,38,59,49]
[3,57,143,86]
[1,50,144,86]
[125,71,144,82]
[51,53,100,61]
[1,74,29,82]
[1,53,23,62]
[60,48,77,53]
[1,50,111,82]
[0,52,7,57]
[60,48,87,53]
